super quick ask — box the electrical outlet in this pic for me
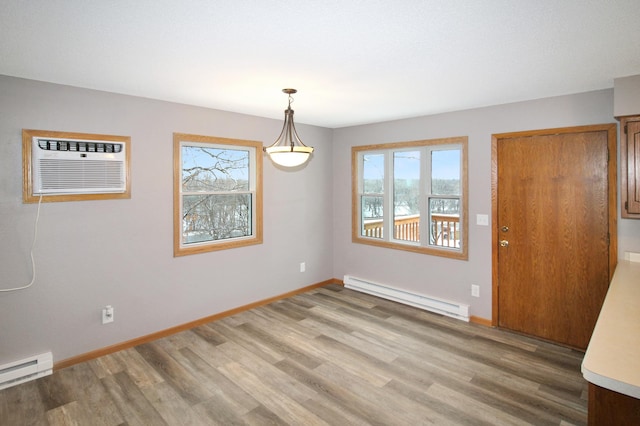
[471,285,480,298]
[300,262,306,272]
[102,305,114,324]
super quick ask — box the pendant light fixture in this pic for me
[264,88,314,167]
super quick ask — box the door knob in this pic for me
[500,240,509,247]
[501,226,509,232]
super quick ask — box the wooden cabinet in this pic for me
[621,116,640,218]
[582,260,640,424]
[588,384,640,425]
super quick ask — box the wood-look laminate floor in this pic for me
[0,285,588,425]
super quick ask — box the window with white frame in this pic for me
[352,136,468,259]
[173,133,262,256]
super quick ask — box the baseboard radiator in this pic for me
[0,352,53,390]
[343,275,469,322]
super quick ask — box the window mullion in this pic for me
[384,150,393,241]
[420,146,429,246]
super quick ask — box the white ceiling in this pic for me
[1,1,639,128]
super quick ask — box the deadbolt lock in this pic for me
[500,240,509,247]
[501,226,509,232]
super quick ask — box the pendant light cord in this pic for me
[0,194,43,292]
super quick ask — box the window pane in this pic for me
[182,146,249,192]
[429,198,460,248]
[361,195,383,238]
[363,153,384,194]
[394,151,420,241]
[182,194,251,244]
[431,149,460,195]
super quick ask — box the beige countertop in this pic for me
[582,260,640,398]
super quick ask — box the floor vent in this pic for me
[0,352,53,390]
[344,275,469,322]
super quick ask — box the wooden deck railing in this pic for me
[363,214,459,247]
[393,214,421,242]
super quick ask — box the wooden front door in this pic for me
[492,125,617,350]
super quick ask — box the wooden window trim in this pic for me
[173,133,263,256]
[351,136,468,260]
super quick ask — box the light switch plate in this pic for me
[476,214,489,226]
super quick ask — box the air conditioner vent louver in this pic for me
[39,159,124,190]
[32,136,127,195]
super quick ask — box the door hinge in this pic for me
[626,201,629,210]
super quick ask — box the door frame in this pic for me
[490,124,618,327]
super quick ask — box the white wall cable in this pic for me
[0,195,43,292]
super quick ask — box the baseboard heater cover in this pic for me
[343,275,470,322]
[0,352,53,390]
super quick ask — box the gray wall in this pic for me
[3,75,640,366]
[614,74,640,117]
[0,76,334,364]
[332,89,640,320]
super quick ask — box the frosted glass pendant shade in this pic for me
[264,89,314,168]
[265,146,313,167]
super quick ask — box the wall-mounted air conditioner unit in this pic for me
[23,129,131,203]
